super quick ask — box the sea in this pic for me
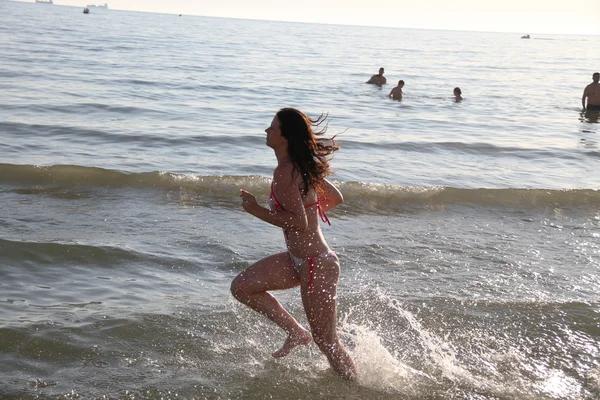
[1,1,599,399]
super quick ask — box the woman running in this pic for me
[231,108,356,381]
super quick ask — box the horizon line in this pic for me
[13,0,600,36]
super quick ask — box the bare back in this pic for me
[367,75,386,86]
[389,87,403,99]
[584,82,600,106]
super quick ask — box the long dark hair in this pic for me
[276,108,339,195]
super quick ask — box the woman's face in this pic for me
[265,115,286,149]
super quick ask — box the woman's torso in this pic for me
[269,176,330,259]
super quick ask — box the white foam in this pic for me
[536,370,583,399]
[585,366,600,396]
[339,289,516,396]
[346,322,423,394]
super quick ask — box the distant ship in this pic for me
[86,3,108,8]
[35,0,54,4]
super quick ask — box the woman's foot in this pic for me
[272,328,312,358]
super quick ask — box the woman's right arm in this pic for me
[240,166,309,231]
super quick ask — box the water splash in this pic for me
[337,288,596,399]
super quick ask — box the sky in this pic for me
[34,0,600,35]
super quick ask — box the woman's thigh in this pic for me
[300,256,340,337]
[232,251,300,294]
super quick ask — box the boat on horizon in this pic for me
[86,3,108,8]
[35,0,54,4]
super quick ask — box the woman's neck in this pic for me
[275,150,290,165]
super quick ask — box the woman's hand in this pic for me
[240,189,258,214]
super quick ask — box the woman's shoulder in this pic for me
[273,162,294,178]
[273,163,301,187]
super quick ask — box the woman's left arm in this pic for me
[318,179,343,212]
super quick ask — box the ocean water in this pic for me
[1,1,599,399]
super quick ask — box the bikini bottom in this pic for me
[288,250,338,295]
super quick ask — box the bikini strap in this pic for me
[270,182,285,211]
[302,196,331,225]
[315,196,331,226]
[273,187,331,225]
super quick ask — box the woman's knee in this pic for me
[230,274,248,300]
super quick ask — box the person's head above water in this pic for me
[266,108,339,193]
[398,80,405,87]
[454,87,462,96]
[378,67,385,76]
[593,72,600,83]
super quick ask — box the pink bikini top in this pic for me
[269,183,331,225]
